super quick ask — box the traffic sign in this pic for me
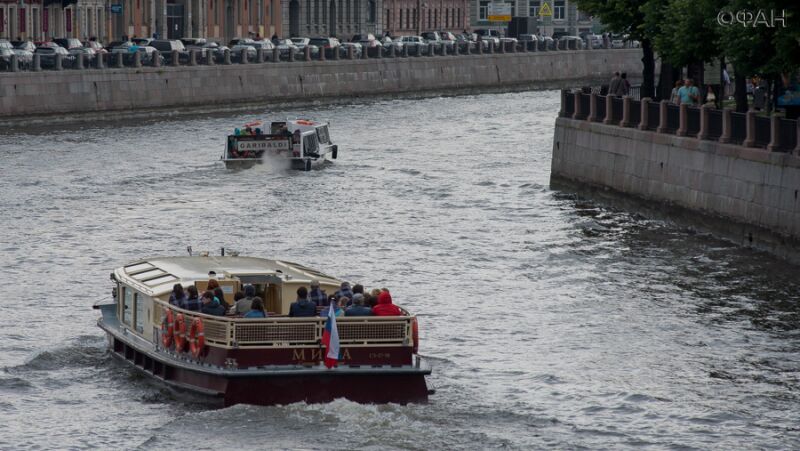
[488,2,511,22]
[539,2,552,17]
[110,4,123,14]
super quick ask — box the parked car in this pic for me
[309,37,340,58]
[132,37,154,46]
[150,39,189,63]
[229,43,256,62]
[290,37,320,56]
[610,37,625,49]
[559,35,585,49]
[381,36,403,53]
[180,37,207,47]
[35,45,75,68]
[228,38,254,47]
[339,42,363,58]
[12,44,33,68]
[0,39,12,50]
[83,40,108,53]
[0,47,15,70]
[53,38,83,50]
[275,39,302,59]
[399,36,428,54]
[14,41,36,52]
[69,47,97,65]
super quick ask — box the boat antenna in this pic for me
[187,246,193,256]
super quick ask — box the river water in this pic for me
[2,90,800,450]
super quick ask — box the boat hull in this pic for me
[102,325,430,407]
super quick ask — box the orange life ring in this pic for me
[161,309,174,348]
[189,317,206,358]
[174,313,187,352]
[411,317,419,354]
[296,119,314,125]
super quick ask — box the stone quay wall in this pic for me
[0,49,643,119]
[552,97,800,261]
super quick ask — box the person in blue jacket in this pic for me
[245,298,267,318]
[200,291,226,316]
[289,287,317,317]
[345,294,373,316]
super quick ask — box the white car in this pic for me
[400,36,429,53]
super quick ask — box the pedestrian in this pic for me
[677,78,700,105]
[621,72,630,96]
[670,79,683,104]
[608,72,622,97]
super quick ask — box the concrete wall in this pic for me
[0,49,642,119]
[552,117,800,261]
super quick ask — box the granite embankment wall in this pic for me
[552,116,800,262]
[0,49,642,119]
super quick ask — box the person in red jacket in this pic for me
[372,290,402,316]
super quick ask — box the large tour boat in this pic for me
[94,254,431,407]
[221,118,338,171]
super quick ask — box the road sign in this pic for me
[110,4,123,14]
[539,2,553,17]
[487,2,511,22]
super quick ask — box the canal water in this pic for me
[2,90,800,449]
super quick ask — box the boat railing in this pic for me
[153,298,413,349]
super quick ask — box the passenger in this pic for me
[181,286,202,311]
[244,297,267,318]
[213,286,231,312]
[235,284,256,315]
[334,282,354,304]
[308,280,328,307]
[352,284,364,297]
[368,288,382,308]
[345,293,373,317]
[289,287,317,317]
[320,297,346,317]
[169,283,187,306]
[372,290,402,316]
[200,290,226,316]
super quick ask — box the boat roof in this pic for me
[113,256,341,297]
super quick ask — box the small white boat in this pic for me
[221,118,338,171]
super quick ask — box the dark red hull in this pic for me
[103,327,431,407]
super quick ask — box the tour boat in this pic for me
[94,254,431,406]
[221,118,338,170]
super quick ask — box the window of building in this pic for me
[427,9,431,29]
[433,9,437,28]
[528,0,539,17]
[354,0,359,23]
[338,0,342,22]
[307,0,312,24]
[554,0,564,19]
[386,8,390,28]
[368,0,375,22]
[0,9,4,33]
[457,8,461,27]
[399,9,403,29]
[346,0,350,23]
[478,0,489,21]
[413,8,417,29]
[445,8,448,28]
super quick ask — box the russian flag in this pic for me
[321,301,340,368]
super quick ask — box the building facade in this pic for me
[281,0,381,40]
[382,0,469,36]
[471,0,598,36]
[0,0,280,42]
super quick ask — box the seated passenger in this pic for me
[169,283,187,306]
[200,290,226,316]
[308,280,328,307]
[244,297,267,318]
[334,282,354,304]
[289,287,317,317]
[213,287,231,312]
[368,288,382,308]
[181,286,202,311]
[235,284,256,315]
[345,293,373,317]
[372,290,402,316]
[320,297,346,317]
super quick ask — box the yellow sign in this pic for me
[488,2,512,22]
[539,2,553,17]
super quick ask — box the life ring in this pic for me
[189,317,206,358]
[411,317,419,354]
[174,313,187,352]
[161,309,174,348]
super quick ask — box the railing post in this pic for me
[401,44,408,57]
[241,48,249,64]
[188,49,197,65]
[55,53,64,70]
[794,119,800,156]
[619,96,631,127]
[152,51,161,67]
[676,103,689,136]
[115,52,124,68]
[348,46,354,59]
[375,44,382,58]
[657,100,669,133]
[132,51,141,68]
[743,109,757,147]
[224,49,232,64]
[588,92,598,122]
[719,108,732,143]
[305,46,312,61]
[206,50,215,65]
[572,91,582,120]
[363,45,369,59]
[487,41,494,54]
[767,115,781,151]
[9,54,18,72]
[477,41,483,55]
[256,48,264,63]
[75,52,84,69]
[272,47,280,62]
[696,104,711,140]
[319,46,326,61]
[33,53,41,71]
[603,95,614,125]
[638,98,650,130]
[559,89,568,117]
[499,40,506,53]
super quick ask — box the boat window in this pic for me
[132,268,166,281]
[123,287,134,326]
[316,125,330,144]
[303,133,319,155]
[124,262,154,274]
[135,293,146,333]
[143,274,177,287]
